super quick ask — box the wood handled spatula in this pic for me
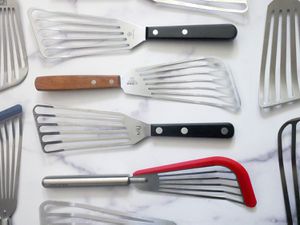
[34,58,241,112]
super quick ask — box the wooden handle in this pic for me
[35,76,121,91]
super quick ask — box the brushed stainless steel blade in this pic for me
[40,201,177,225]
[121,57,241,112]
[28,8,145,58]
[259,0,300,108]
[0,0,28,92]
[33,105,150,153]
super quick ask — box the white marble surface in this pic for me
[1,0,300,224]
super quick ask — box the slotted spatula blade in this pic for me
[0,0,28,92]
[42,157,257,208]
[124,58,241,111]
[33,104,149,153]
[40,200,177,225]
[0,105,23,225]
[133,157,256,208]
[152,0,248,14]
[278,118,300,225]
[259,0,300,108]
[28,8,145,59]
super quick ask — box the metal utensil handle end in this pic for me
[150,123,234,138]
[42,175,131,188]
[146,24,237,40]
[1,218,11,225]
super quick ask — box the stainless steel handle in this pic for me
[1,218,11,225]
[42,175,146,188]
[42,175,130,188]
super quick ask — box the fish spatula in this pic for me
[0,105,23,225]
[278,118,300,225]
[35,58,241,112]
[0,0,28,92]
[40,200,176,225]
[28,8,237,59]
[151,0,248,14]
[33,104,234,153]
[42,157,257,208]
[259,0,300,108]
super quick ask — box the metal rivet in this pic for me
[181,127,188,135]
[182,29,188,35]
[91,80,97,85]
[156,127,163,134]
[153,29,159,36]
[109,79,115,85]
[221,127,229,135]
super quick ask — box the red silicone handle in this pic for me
[133,156,257,208]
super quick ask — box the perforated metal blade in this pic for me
[40,201,176,225]
[278,118,300,225]
[0,0,28,91]
[152,0,248,13]
[122,58,241,112]
[0,105,23,225]
[28,8,145,59]
[33,105,149,153]
[259,0,300,108]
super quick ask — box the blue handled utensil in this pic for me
[0,104,23,225]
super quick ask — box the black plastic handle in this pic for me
[150,123,234,138]
[146,24,237,40]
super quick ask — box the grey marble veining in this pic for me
[0,0,299,225]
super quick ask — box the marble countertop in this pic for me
[1,0,299,224]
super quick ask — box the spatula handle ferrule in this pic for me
[35,76,121,91]
[146,24,237,40]
[150,123,234,138]
[42,175,131,188]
